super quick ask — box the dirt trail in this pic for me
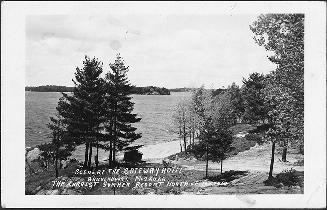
[169,141,304,194]
[170,142,303,174]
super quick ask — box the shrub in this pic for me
[123,150,143,163]
[264,169,304,188]
[186,143,207,161]
[276,169,304,187]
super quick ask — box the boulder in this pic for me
[26,148,41,162]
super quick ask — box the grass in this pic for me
[207,170,248,183]
[264,169,304,190]
[25,160,80,195]
[85,162,205,195]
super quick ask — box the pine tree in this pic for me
[38,97,75,177]
[241,72,268,124]
[103,54,142,166]
[199,118,233,176]
[59,56,105,168]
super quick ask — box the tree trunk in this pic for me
[183,123,187,152]
[282,140,287,162]
[299,143,304,154]
[205,144,209,179]
[179,127,182,152]
[192,130,195,145]
[84,142,89,168]
[95,140,99,168]
[109,139,113,167]
[88,143,93,168]
[113,120,117,166]
[108,121,113,167]
[220,159,223,174]
[268,141,276,179]
[55,157,59,178]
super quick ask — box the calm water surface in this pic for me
[25,91,191,148]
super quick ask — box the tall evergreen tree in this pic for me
[59,56,105,168]
[103,54,142,166]
[47,97,75,177]
[241,72,268,124]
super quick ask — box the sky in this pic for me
[26,14,277,89]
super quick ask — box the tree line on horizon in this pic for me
[25,85,170,95]
[172,14,304,180]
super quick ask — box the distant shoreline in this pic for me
[25,85,171,95]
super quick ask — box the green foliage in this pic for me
[226,83,244,123]
[264,169,304,188]
[250,14,304,176]
[245,133,264,145]
[241,72,268,124]
[103,54,142,164]
[200,119,234,162]
[211,91,235,128]
[55,56,105,168]
[250,14,304,148]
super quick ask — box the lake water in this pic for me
[25,91,191,148]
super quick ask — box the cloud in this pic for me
[26,14,276,88]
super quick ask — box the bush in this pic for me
[123,150,143,163]
[264,169,304,188]
[208,170,248,182]
[186,143,207,161]
[245,133,264,145]
[276,169,304,187]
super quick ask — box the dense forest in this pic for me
[26,85,170,95]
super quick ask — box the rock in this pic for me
[293,185,301,190]
[276,183,284,188]
[48,189,60,195]
[26,148,41,162]
[61,189,79,195]
[34,186,42,193]
[36,189,47,195]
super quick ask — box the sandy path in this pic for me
[170,142,304,174]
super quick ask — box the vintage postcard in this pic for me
[1,1,326,208]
